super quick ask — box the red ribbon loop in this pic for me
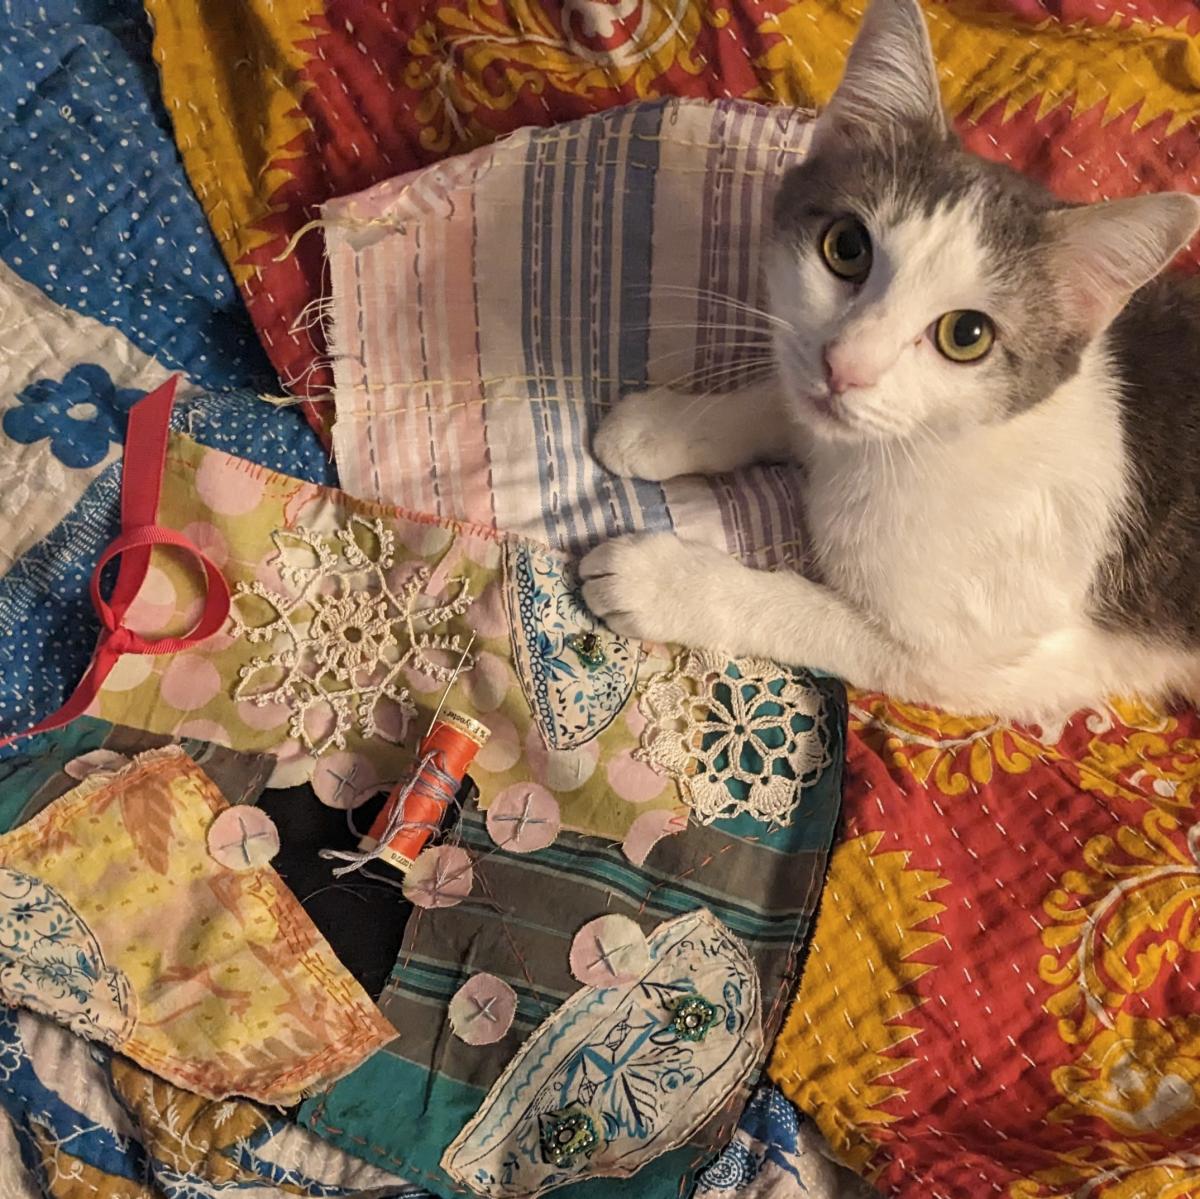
[0,376,230,749]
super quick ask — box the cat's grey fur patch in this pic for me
[773,123,1088,419]
[774,118,1199,651]
[1095,274,1200,645]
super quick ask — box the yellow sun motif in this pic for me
[1029,803,1200,1194]
[404,0,733,153]
[755,0,1200,135]
[769,831,949,1169]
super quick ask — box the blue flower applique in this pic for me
[3,364,146,468]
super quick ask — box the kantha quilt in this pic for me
[147,0,1200,433]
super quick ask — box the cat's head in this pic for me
[768,0,1200,444]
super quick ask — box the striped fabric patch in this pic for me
[301,672,847,1196]
[325,99,813,567]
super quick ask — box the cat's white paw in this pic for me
[579,533,732,646]
[592,390,694,481]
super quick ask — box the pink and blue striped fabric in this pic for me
[326,98,814,568]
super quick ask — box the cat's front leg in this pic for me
[593,379,790,481]
[579,533,915,693]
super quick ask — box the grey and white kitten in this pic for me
[579,0,1200,726]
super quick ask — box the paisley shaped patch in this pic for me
[504,542,639,750]
[441,908,762,1197]
[0,867,135,1049]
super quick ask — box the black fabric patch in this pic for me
[260,785,410,1002]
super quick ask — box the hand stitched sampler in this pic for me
[0,267,334,747]
[82,427,837,854]
[144,0,1200,432]
[310,59,1200,1199]
[0,717,408,999]
[0,746,395,1105]
[770,695,1200,1199]
[49,386,849,1192]
[323,98,813,558]
[301,689,845,1199]
[0,715,274,832]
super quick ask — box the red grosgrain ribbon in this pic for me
[0,375,231,748]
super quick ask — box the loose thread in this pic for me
[319,749,459,878]
[272,217,327,262]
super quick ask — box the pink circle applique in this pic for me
[524,725,599,792]
[103,653,154,692]
[463,650,510,714]
[266,738,314,788]
[485,784,561,853]
[474,711,521,774]
[236,695,291,732]
[460,533,502,570]
[64,749,130,780]
[569,915,650,986]
[448,973,517,1045]
[621,809,689,867]
[396,521,453,558]
[175,718,231,746]
[160,655,222,711]
[466,580,508,639]
[123,565,178,635]
[207,806,280,871]
[312,753,383,810]
[195,452,265,516]
[606,749,667,804]
[403,846,474,909]
[181,521,228,568]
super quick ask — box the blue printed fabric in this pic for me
[0,0,271,392]
[0,723,408,1199]
[694,1083,877,1198]
[3,364,146,468]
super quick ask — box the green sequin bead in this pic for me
[538,1104,600,1167]
[566,631,606,669]
[667,994,719,1042]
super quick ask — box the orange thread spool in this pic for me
[360,710,490,875]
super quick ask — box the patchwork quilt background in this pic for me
[3,2,1200,1199]
[145,0,1200,433]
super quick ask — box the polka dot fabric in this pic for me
[0,386,335,751]
[0,0,272,392]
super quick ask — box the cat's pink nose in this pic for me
[823,342,876,394]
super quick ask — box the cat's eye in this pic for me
[934,310,995,363]
[820,217,872,282]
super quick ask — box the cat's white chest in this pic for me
[800,429,1109,657]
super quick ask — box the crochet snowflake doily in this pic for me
[229,515,475,755]
[636,650,831,826]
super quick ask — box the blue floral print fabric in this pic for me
[3,364,145,469]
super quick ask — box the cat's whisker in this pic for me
[641,284,796,332]
[654,359,775,395]
[642,343,774,374]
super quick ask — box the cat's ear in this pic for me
[816,0,946,143]
[1048,194,1200,334]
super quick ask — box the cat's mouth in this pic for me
[801,389,853,432]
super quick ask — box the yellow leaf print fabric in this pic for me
[0,747,393,1105]
[771,697,1200,1198]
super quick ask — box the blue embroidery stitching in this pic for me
[442,909,762,1198]
[506,542,639,750]
[0,867,135,1049]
